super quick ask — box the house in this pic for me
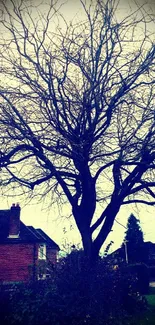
[0,204,60,283]
[107,242,155,277]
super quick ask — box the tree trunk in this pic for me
[93,201,121,257]
[81,229,100,268]
[81,229,93,257]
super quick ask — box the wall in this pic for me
[0,243,38,283]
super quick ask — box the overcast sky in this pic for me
[1,0,155,254]
[1,194,155,255]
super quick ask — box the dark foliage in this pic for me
[125,263,150,295]
[0,253,147,325]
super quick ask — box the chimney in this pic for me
[8,203,21,238]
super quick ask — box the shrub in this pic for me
[125,263,150,295]
[0,284,12,325]
[0,253,148,325]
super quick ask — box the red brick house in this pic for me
[0,204,59,283]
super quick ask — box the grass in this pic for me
[149,286,155,295]
[146,294,155,307]
[145,286,155,309]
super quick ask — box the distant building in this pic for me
[108,242,155,277]
[0,204,59,283]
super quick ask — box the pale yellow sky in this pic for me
[1,194,155,254]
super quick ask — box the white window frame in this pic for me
[38,243,46,260]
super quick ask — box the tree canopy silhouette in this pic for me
[0,0,155,259]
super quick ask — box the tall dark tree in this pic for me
[123,214,145,264]
[0,0,155,260]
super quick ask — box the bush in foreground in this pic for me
[0,253,147,325]
[125,263,150,295]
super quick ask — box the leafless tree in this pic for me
[0,0,155,260]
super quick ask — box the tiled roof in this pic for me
[27,226,59,249]
[0,209,59,249]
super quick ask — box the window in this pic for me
[38,244,46,260]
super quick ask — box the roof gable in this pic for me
[36,228,60,249]
[0,208,59,249]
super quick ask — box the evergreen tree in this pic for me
[123,214,145,264]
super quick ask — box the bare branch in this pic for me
[0,0,155,258]
[122,199,155,206]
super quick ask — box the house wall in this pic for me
[0,242,58,283]
[0,243,38,283]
